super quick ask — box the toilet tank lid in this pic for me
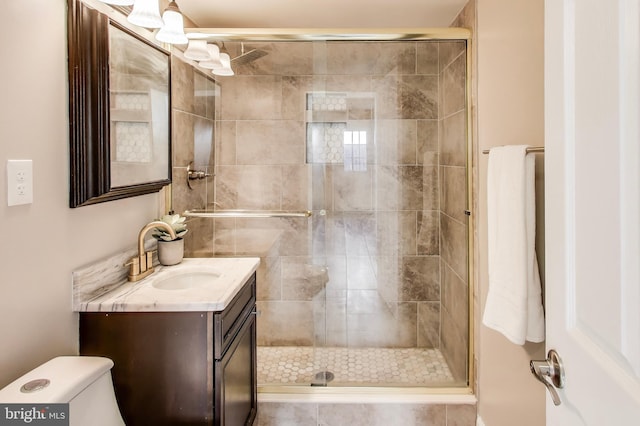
[0,356,114,404]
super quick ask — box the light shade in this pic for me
[155,1,188,45]
[97,0,135,5]
[212,52,234,76]
[198,44,223,69]
[127,0,163,29]
[184,39,211,61]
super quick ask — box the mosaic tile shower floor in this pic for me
[258,346,455,386]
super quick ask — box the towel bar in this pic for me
[482,146,545,155]
[183,209,312,218]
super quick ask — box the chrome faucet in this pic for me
[127,221,176,282]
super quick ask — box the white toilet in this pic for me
[0,356,125,426]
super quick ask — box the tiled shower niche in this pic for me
[183,40,469,387]
[306,92,374,172]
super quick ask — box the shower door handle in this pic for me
[530,349,565,406]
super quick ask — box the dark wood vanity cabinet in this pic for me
[80,273,257,426]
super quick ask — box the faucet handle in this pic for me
[125,256,140,277]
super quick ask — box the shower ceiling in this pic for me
[177,0,469,28]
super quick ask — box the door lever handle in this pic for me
[530,349,565,406]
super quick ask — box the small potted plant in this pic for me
[153,213,188,266]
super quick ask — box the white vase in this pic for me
[157,238,184,266]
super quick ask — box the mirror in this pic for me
[68,0,171,207]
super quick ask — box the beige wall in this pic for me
[475,0,546,425]
[0,0,163,386]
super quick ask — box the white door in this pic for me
[544,0,640,424]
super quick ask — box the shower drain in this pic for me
[311,371,335,386]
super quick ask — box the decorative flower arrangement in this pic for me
[152,214,188,241]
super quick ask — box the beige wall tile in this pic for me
[441,165,468,222]
[417,42,440,75]
[417,210,440,255]
[215,120,236,165]
[325,42,416,75]
[441,53,466,117]
[440,110,467,166]
[376,211,418,256]
[317,403,446,426]
[230,42,315,76]
[401,256,440,301]
[441,306,468,383]
[440,213,468,280]
[320,74,373,92]
[346,256,377,290]
[374,75,439,119]
[442,260,469,337]
[438,41,466,72]
[282,257,328,300]
[376,119,418,165]
[256,402,318,426]
[344,213,375,256]
[417,119,439,158]
[256,258,282,301]
[418,301,441,348]
[171,167,206,214]
[257,300,315,346]
[282,75,313,120]
[220,75,283,120]
[193,116,214,167]
[446,404,477,426]
[347,301,417,347]
[215,165,282,210]
[193,71,208,118]
[422,165,440,210]
[172,110,194,167]
[332,166,373,211]
[171,55,194,113]
[282,164,310,210]
[236,120,305,165]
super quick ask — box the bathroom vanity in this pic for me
[75,258,259,426]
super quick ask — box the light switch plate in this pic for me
[7,159,33,206]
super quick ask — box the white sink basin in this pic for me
[152,271,221,290]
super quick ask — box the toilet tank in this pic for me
[0,356,124,426]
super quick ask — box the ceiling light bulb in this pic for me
[184,39,211,61]
[198,44,223,69]
[212,52,234,76]
[155,1,188,45]
[127,0,163,29]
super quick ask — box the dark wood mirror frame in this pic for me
[67,0,171,208]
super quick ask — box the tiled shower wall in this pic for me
[438,42,469,382]
[170,54,217,253]
[173,41,468,380]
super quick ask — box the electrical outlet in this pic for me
[7,160,33,206]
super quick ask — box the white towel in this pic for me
[483,145,545,345]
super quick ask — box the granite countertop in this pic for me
[74,257,260,313]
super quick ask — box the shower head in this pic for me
[231,43,268,65]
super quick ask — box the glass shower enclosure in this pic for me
[181,33,471,389]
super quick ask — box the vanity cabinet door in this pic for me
[214,310,257,426]
[80,312,212,426]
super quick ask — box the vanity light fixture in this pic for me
[212,44,234,76]
[198,44,224,69]
[184,39,211,61]
[155,1,188,45]
[97,0,187,45]
[126,0,163,28]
